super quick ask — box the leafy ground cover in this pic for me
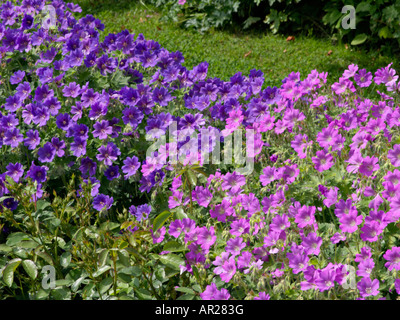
[0,0,400,301]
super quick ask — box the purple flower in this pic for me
[151,226,166,244]
[388,144,400,167]
[3,198,18,211]
[4,128,23,148]
[24,129,41,150]
[122,156,140,179]
[219,257,237,283]
[26,162,48,184]
[96,142,121,166]
[197,226,216,250]
[312,150,334,172]
[56,113,72,131]
[301,232,323,256]
[93,193,113,211]
[104,165,120,181]
[339,211,363,233]
[93,120,113,140]
[192,186,213,207]
[152,87,173,106]
[269,214,290,232]
[62,82,81,98]
[355,246,372,263]
[295,205,316,229]
[5,162,24,183]
[254,292,271,300]
[360,221,383,243]
[38,142,56,163]
[225,237,246,257]
[70,137,87,157]
[168,219,184,238]
[79,157,97,178]
[10,70,25,84]
[356,258,375,278]
[4,95,22,112]
[200,283,230,300]
[230,218,250,237]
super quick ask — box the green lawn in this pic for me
[73,0,398,87]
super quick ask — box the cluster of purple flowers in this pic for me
[2,0,400,301]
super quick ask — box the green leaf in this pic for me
[98,249,109,267]
[99,277,113,294]
[351,33,367,45]
[186,170,197,186]
[51,287,71,300]
[71,276,87,292]
[6,232,31,246]
[93,265,112,278]
[159,253,185,271]
[36,200,51,211]
[378,26,392,39]
[163,241,187,253]
[356,2,370,13]
[21,260,38,280]
[175,287,195,294]
[152,210,172,233]
[173,207,188,220]
[177,293,196,300]
[60,252,72,268]
[0,244,11,254]
[3,258,22,287]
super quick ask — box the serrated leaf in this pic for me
[22,260,38,280]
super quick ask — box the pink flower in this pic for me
[178,0,186,4]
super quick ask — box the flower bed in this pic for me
[0,0,400,300]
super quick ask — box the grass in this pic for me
[72,0,398,87]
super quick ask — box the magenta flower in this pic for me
[388,144,400,167]
[295,205,316,229]
[339,211,363,233]
[259,166,277,186]
[225,237,246,257]
[356,258,375,278]
[197,226,216,250]
[312,150,334,172]
[355,246,372,263]
[354,69,372,87]
[360,221,383,243]
[323,187,339,208]
[230,218,250,237]
[269,214,290,232]
[200,283,230,300]
[357,278,379,298]
[383,247,400,271]
[219,257,237,283]
[358,156,380,177]
[301,232,322,256]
